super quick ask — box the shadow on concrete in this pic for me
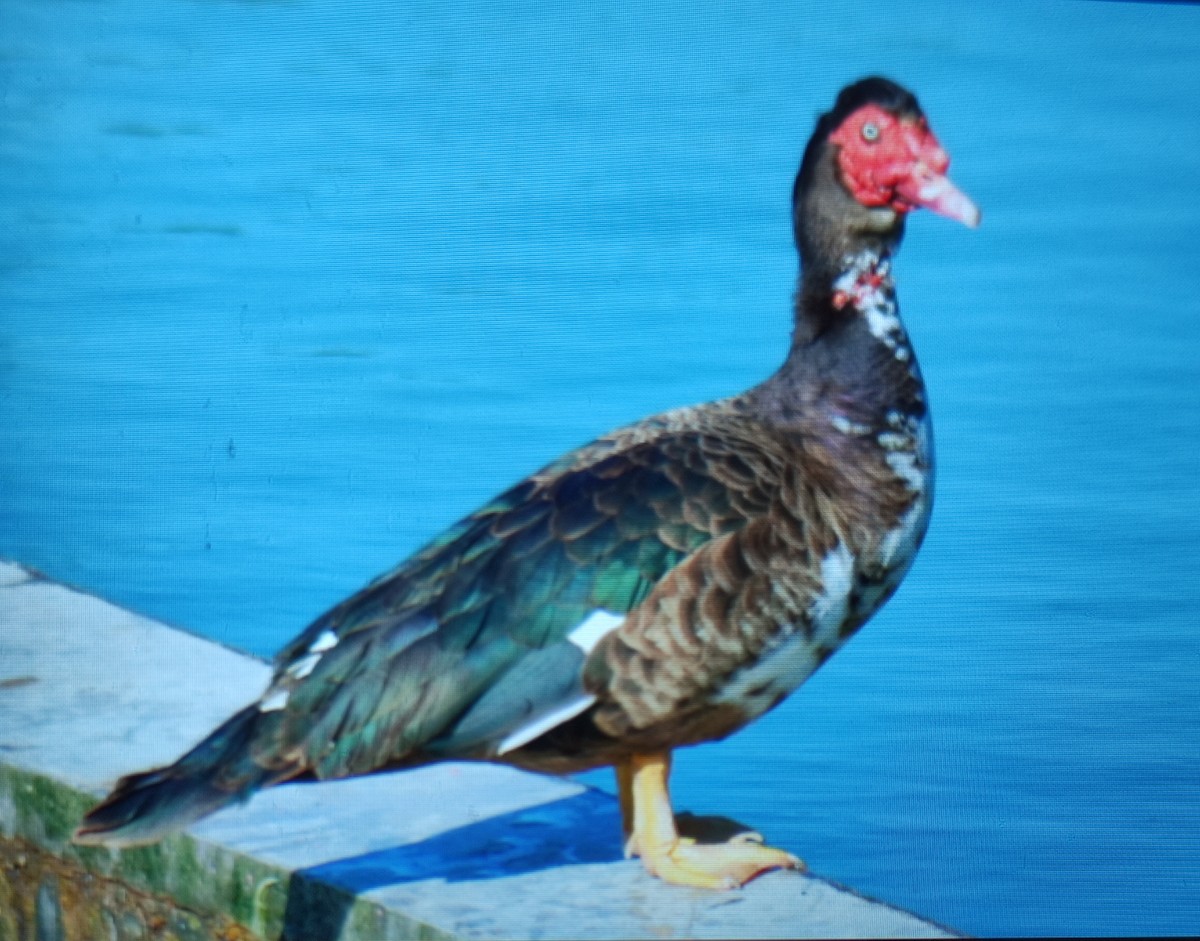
[281,790,622,939]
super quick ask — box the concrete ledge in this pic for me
[0,560,958,939]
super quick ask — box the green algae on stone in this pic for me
[116,841,174,895]
[226,853,290,933]
[0,766,94,847]
[1,836,267,941]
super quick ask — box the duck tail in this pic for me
[73,705,292,847]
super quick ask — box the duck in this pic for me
[75,76,978,890]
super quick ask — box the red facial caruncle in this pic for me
[829,103,980,228]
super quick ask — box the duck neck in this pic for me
[750,244,927,441]
[792,244,900,351]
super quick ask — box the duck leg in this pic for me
[617,758,637,853]
[618,752,803,889]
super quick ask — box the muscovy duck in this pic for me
[76,77,978,889]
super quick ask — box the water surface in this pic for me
[3,1,1199,935]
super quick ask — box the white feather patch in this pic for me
[834,250,914,363]
[567,609,625,653]
[715,545,855,718]
[809,544,855,646]
[259,687,289,712]
[286,652,322,680]
[496,693,597,755]
[878,492,930,571]
[493,609,623,754]
[261,629,340,712]
[886,451,924,491]
[832,414,871,436]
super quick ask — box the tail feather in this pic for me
[73,705,294,847]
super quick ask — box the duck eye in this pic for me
[861,122,879,142]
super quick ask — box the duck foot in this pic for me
[630,831,803,889]
[618,753,804,889]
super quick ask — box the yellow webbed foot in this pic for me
[633,832,803,889]
[618,753,804,890]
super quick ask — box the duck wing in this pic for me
[262,405,784,779]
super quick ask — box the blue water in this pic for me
[4,0,1199,934]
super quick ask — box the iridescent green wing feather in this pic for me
[263,408,776,778]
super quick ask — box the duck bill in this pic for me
[896,166,981,228]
